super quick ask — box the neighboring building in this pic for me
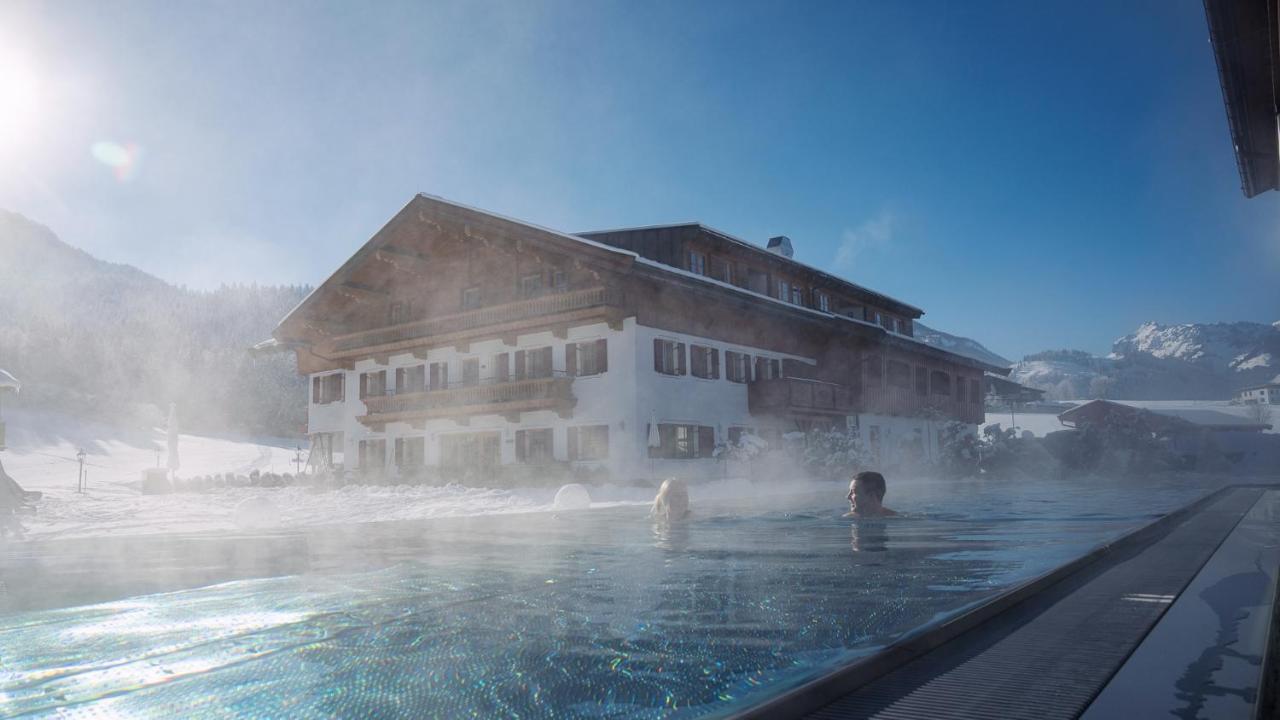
[1059,399,1273,435]
[1205,0,1280,197]
[1236,382,1280,405]
[983,373,1045,405]
[269,194,1007,482]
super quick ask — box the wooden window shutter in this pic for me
[698,426,715,457]
[515,430,526,462]
[359,373,369,399]
[653,338,663,372]
[312,377,321,403]
[567,426,579,461]
[595,339,608,373]
[541,347,553,376]
[514,350,526,379]
[565,342,577,377]
[338,373,345,400]
[710,348,720,379]
[676,343,687,375]
[495,353,509,382]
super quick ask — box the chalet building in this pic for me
[269,194,1006,482]
[1236,382,1280,405]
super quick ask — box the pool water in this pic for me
[0,475,1225,719]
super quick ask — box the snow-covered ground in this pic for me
[985,399,1277,437]
[1,410,661,541]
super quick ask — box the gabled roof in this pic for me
[1059,399,1272,432]
[1237,381,1280,392]
[577,222,924,317]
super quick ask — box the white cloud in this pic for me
[834,211,893,271]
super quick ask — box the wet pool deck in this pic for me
[734,484,1280,720]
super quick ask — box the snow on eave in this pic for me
[0,368,19,393]
[417,193,639,261]
[581,221,925,317]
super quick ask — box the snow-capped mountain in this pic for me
[911,322,1013,368]
[1010,321,1280,401]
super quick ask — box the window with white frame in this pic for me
[689,251,707,276]
[725,350,751,383]
[567,339,608,377]
[515,428,555,464]
[653,338,686,375]
[690,344,720,379]
[569,425,609,461]
[312,373,345,404]
[396,365,426,394]
[394,436,425,469]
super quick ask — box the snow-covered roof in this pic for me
[0,368,19,393]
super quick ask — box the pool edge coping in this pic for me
[727,483,1265,720]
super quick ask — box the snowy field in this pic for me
[985,399,1277,437]
[0,410,660,541]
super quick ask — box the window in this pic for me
[567,339,608,377]
[915,366,929,396]
[725,351,751,383]
[872,311,883,327]
[388,301,411,325]
[461,286,481,309]
[649,423,715,459]
[520,273,543,297]
[516,428,555,464]
[569,425,609,461]
[653,338,686,375]
[754,356,781,381]
[394,436,425,469]
[777,280,791,302]
[310,431,344,468]
[712,258,733,284]
[395,365,426,394]
[690,344,720,379]
[747,268,769,294]
[689,251,707,276]
[864,355,883,387]
[551,269,567,290]
[957,376,967,403]
[815,291,830,312]
[971,378,982,404]
[428,361,449,390]
[880,314,894,332]
[790,285,805,306]
[931,371,951,396]
[493,352,510,383]
[514,346,553,379]
[359,370,387,399]
[727,426,755,445]
[440,432,500,468]
[886,360,912,389]
[462,358,480,386]
[312,373,345,404]
[890,317,901,334]
[357,439,386,472]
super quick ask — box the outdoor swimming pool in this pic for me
[0,475,1227,719]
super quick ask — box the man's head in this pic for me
[848,471,887,515]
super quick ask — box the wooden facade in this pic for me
[275,194,1004,430]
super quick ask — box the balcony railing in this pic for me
[748,376,856,417]
[359,375,575,425]
[329,286,623,355]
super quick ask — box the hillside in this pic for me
[911,322,1013,368]
[0,211,310,435]
[1010,321,1280,400]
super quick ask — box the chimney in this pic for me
[766,235,793,258]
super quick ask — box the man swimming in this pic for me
[844,470,898,518]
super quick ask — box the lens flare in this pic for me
[90,141,143,181]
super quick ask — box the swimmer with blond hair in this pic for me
[651,477,691,522]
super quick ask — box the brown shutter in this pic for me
[312,376,321,403]
[676,343,687,375]
[567,426,579,461]
[359,373,368,399]
[710,348,720,379]
[495,353,509,382]
[653,338,663,372]
[515,430,525,462]
[541,347,553,377]
[338,373,345,400]
[514,350,526,379]
[565,342,577,377]
[698,426,715,457]
[595,339,608,373]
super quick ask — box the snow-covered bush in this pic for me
[938,421,980,477]
[797,427,872,481]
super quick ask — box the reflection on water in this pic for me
[0,474,1226,719]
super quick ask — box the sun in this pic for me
[0,47,43,158]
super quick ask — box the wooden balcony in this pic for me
[326,287,625,360]
[358,376,576,429]
[748,377,856,417]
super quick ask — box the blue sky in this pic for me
[1,0,1276,360]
